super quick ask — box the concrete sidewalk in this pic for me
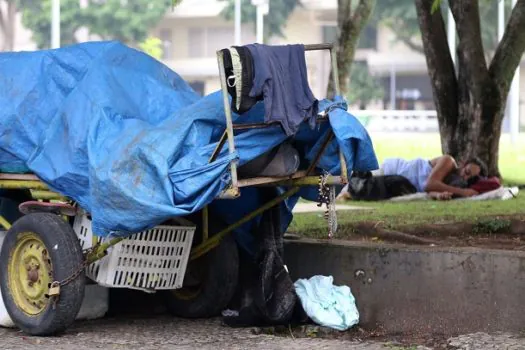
[292,202,374,213]
[2,316,525,349]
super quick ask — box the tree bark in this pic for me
[482,0,525,176]
[326,0,375,98]
[414,0,459,155]
[449,0,501,170]
[416,0,525,177]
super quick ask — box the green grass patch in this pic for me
[472,218,512,234]
[289,195,524,237]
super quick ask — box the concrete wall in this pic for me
[285,239,525,335]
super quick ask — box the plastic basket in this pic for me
[73,212,195,293]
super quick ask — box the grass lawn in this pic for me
[289,195,525,237]
[289,132,525,237]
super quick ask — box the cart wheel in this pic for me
[164,234,239,318]
[0,213,85,336]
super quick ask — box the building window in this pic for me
[380,74,435,110]
[359,25,377,50]
[159,28,173,60]
[206,27,235,56]
[188,28,205,58]
[322,26,337,44]
[188,27,235,58]
[322,25,377,50]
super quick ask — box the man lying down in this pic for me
[339,155,499,201]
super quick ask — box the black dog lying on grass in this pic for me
[346,171,417,201]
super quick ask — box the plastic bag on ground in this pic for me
[294,275,359,331]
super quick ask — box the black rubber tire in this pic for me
[0,213,85,336]
[164,234,239,318]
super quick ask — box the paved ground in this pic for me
[2,316,525,349]
[0,317,388,350]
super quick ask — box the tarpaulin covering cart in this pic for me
[0,41,377,335]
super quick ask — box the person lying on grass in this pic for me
[340,155,488,201]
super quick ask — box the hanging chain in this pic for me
[48,243,100,307]
[328,184,337,238]
[317,172,337,239]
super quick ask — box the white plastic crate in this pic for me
[73,212,195,293]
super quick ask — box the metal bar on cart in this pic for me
[31,190,67,201]
[0,179,67,201]
[235,171,307,187]
[191,186,301,260]
[0,215,11,230]
[232,122,280,130]
[216,175,342,199]
[305,44,348,185]
[244,175,342,187]
[209,130,228,163]
[329,46,341,96]
[306,130,334,175]
[329,45,348,185]
[304,43,334,51]
[202,206,209,241]
[86,237,125,265]
[216,50,240,198]
[0,173,40,181]
[0,179,50,191]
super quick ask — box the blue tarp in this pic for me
[0,41,378,250]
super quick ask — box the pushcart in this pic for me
[0,43,347,336]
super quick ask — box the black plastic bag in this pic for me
[223,189,306,327]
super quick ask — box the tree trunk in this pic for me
[414,0,458,154]
[415,0,525,177]
[326,0,375,99]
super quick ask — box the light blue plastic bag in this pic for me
[294,275,359,331]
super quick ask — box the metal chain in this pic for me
[327,185,337,239]
[48,244,99,308]
[317,173,337,239]
[58,259,88,287]
[51,244,98,290]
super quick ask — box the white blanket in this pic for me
[388,186,520,202]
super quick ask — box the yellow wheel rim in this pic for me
[8,232,52,315]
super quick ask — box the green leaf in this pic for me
[139,37,163,59]
[19,0,172,49]
[374,0,503,55]
[347,62,384,109]
[431,0,442,14]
